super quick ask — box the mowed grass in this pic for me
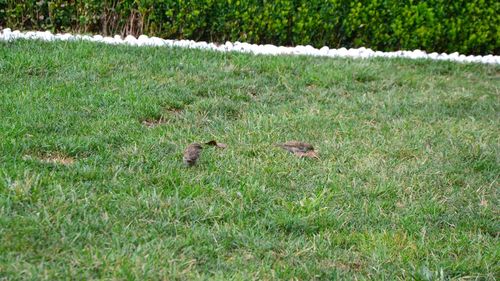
[0,39,499,280]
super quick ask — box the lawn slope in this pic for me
[0,40,499,280]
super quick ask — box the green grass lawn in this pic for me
[0,40,499,280]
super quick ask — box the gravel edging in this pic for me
[1,28,499,65]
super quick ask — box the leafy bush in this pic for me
[1,0,498,54]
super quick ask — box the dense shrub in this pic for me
[1,0,498,54]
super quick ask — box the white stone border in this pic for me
[1,28,499,65]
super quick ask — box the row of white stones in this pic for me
[1,28,499,65]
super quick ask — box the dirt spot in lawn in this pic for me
[141,108,183,128]
[43,155,75,165]
[247,87,258,98]
[337,261,363,271]
[479,199,488,207]
[142,116,169,128]
[25,66,50,77]
[320,260,364,272]
[166,108,183,115]
[306,84,317,90]
[24,153,75,165]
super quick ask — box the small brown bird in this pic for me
[276,141,319,159]
[183,143,203,166]
[293,150,319,159]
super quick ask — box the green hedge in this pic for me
[1,0,499,55]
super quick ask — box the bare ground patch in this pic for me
[142,116,169,128]
[141,108,183,128]
[24,153,75,165]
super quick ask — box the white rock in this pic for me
[261,44,276,55]
[60,33,73,40]
[303,45,318,55]
[137,35,151,46]
[437,53,449,60]
[346,48,360,57]
[485,57,496,64]
[407,52,419,59]
[231,42,243,51]
[207,42,217,49]
[238,43,252,53]
[102,37,116,44]
[277,46,290,55]
[463,55,473,63]
[137,37,150,46]
[149,37,164,46]
[80,35,92,41]
[336,48,348,57]
[173,40,190,48]
[25,31,36,39]
[428,52,439,59]
[162,39,173,46]
[92,35,104,42]
[124,35,137,45]
[9,30,21,40]
[193,41,208,49]
[412,50,427,59]
[41,31,55,41]
[319,46,329,55]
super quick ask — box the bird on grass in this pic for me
[276,141,319,159]
[183,143,203,166]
